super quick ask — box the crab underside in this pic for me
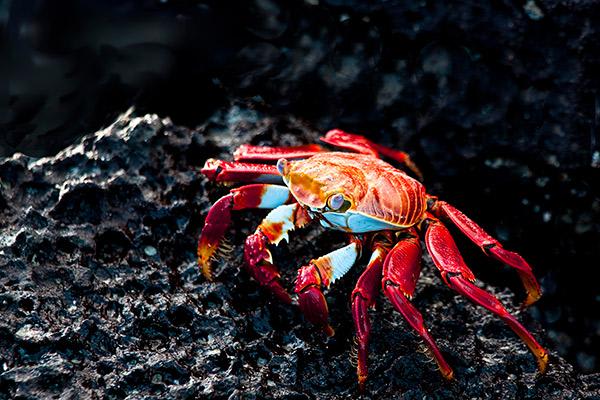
[197,129,548,391]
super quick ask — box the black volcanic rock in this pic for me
[0,107,598,399]
[4,1,600,373]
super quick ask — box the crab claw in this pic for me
[244,231,292,304]
[295,264,335,336]
[198,184,293,281]
[295,240,362,336]
[197,193,233,280]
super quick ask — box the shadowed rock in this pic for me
[0,108,598,398]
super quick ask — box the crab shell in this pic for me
[278,152,427,233]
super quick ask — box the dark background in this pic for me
[1,0,599,374]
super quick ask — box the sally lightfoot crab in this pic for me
[197,129,548,390]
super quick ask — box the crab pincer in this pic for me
[296,237,363,337]
[295,264,335,336]
[245,202,312,303]
[197,183,292,280]
[244,230,292,304]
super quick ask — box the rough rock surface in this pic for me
[4,0,600,373]
[1,108,598,399]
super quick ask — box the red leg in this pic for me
[423,215,549,373]
[320,129,379,157]
[295,236,363,336]
[201,159,282,184]
[382,230,454,381]
[320,129,423,180]
[244,203,312,304]
[197,184,292,280]
[351,234,391,391]
[233,144,325,161]
[429,197,541,307]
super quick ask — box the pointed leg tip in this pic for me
[324,324,335,337]
[358,375,367,392]
[537,350,549,374]
[197,247,215,279]
[517,271,542,308]
[199,261,214,281]
[441,367,454,381]
[519,277,542,308]
[197,235,224,282]
[521,292,542,308]
[405,158,424,181]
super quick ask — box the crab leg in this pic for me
[197,184,292,280]
[320,129,423,180]
[233,144,325,161]
[245,203,312,304]
[295,236,363,336]
[423,215,549,373]
[351,234,391,391]
[201,159,282,184]
[428,197,541,307]
[381,229,454,382]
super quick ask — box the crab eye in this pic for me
[277,159,288,176]
[327,193,345,210]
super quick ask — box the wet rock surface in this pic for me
[4,0,600,376]
[1,108,599,399]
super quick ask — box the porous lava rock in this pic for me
[0,107,598,399]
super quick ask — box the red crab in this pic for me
[197,129,548,390]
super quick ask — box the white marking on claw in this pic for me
[327,242,360,284]
[262,203,297,245]
[258,186,290,208]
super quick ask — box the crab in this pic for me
[197,129,548,390]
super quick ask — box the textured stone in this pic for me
[0,108,598,398]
